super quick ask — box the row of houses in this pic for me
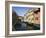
[21,8,40,24]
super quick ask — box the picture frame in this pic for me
[5,1,45,37]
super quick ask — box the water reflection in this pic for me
[13,19,40,31]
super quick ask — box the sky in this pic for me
[12,7,33,16]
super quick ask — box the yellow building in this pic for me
[24,9,35,24]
